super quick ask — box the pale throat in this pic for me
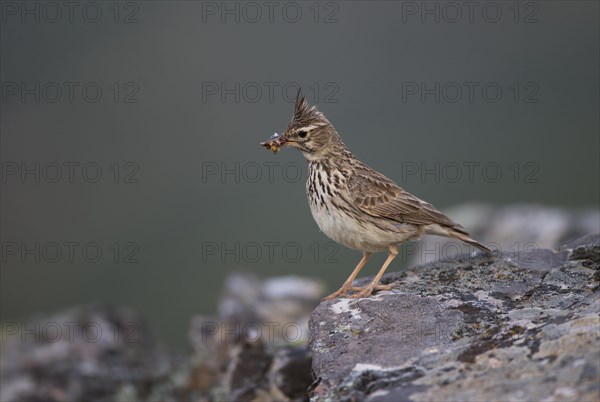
[302,150,325,162]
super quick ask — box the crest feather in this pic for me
[293,88,324,123]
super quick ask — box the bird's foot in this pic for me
[323,283,396,301]
[348,283,395,299]
[322,286,353,301]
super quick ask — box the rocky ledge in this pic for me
[309,234,600,402]
[2,234,598,401]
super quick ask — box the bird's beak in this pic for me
[260,132,288,154]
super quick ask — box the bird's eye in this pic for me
[297,130,308,138]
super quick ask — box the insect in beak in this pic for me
[260,132,286,154]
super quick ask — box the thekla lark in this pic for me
[261,92,490,300]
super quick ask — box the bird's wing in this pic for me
[347,165,466,232]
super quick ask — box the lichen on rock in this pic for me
[309,234,600,402]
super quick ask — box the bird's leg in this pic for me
[350,246,398,299]
[322,252,372,301]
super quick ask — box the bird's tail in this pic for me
[448,229,491,254]
[425,224,491,254]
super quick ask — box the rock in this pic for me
[4,233,598,402]
[184,272,324,401]
[224,340,273,402]
[269,346,314,402]
[309,234,600,402]
[0,273,324,402]
[217,273,325,345]
[0,305,172,402]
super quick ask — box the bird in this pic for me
[261,91,491,300]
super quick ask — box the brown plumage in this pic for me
[261,91,490,299]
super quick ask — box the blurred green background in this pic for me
[1,1,598,349]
